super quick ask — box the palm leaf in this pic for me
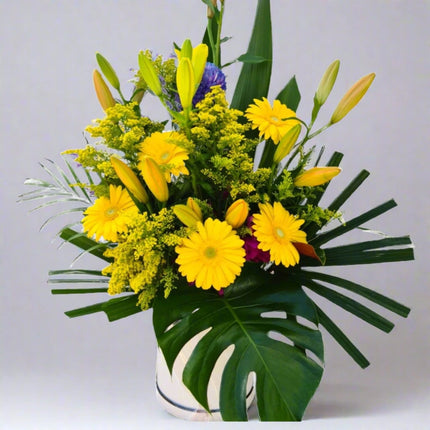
[153,263,324,421]
[314,305,370,368]
[65,294,141,321]
[59,228,112,262]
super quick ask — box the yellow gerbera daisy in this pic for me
[82,185,138,242]
[253,202,307,267]
[175,218,246,291]
[139,131,189,182]
[245,98,299,144]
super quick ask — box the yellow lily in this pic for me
[175,40,208,109]
[191,44,208,89]
[294,167,341,187]
[140,156,169,202]
[187,197,203,220]
[225,199,249,229]
[111,157,148,204]
[273,124,302,164]
[177,57,195,110]
[330,73,375,124]
[173,204,202,228]
[92,70,116,111]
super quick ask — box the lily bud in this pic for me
[140,156,169,202]
[173,204,201,228]
[192,44,209,88]
[207,0,217,19]
[315,59,340,106]
[186,197,203,220]
[96,52,121,91]
[93,70,116,111]
[225,199,249,229]
[177,57,195,110]
[138,51,162,97]
[111,157,148,204]
[180,39,193,59]
[294,167,341,187]
[330,73,375,124]
[273,124,302,164]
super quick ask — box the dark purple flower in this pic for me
[192,62,226,106]
[243,235,271,263]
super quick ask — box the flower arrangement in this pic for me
[20,0,414,422]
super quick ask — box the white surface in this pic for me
[1,1,429,428]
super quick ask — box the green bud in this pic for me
[180,39,193,59]
[138,51,162,97]
[96,52,121,91]
[315,59,340,105]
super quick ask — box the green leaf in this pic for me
[322,236,414,266]
[237,53,268,64]
[231,0,272,111]
[52,288,109,294]
[299,278,395,333]
[276,76,301,111]
[315,305,370,368]
[328,169,370,212]
[153,263,323,421]
[298,270,410,318]
[311,199,398,247]
[59,228,112,262]
[65,294,141,321]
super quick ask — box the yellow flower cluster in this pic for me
[85,102,164,164]
[102,208,185,309]
[191,86,271,202]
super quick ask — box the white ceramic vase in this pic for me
[155,337,255,421]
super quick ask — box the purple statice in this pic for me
[192,62,226,106]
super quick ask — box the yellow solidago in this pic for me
[175,218,246,290]
[82,185,138,242]
[245,98,300,144]
[85,102,164,164]
[102,208,185,309]
[253,202,307,267]
[139,131,190,182]
[192,86,271,202]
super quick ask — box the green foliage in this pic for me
[231,0,272,111]
[153,263,323,421]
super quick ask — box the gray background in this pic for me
[1,1,429,428]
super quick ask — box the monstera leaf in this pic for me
[152,263,324,421]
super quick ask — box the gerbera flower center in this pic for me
[270,115,280,123]
[204,246,217,259]
[275,227,285,239]
[161,152,171,161]
[104,207,118,219]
